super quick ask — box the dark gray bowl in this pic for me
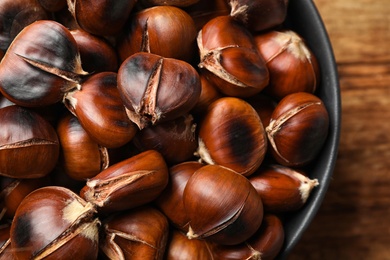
[275,0,341,258]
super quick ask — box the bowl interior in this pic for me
[276,0,341,258]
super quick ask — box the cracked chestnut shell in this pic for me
[265,92,329,167]
[117,6,197,63]
[183,164,263,245]
[0,105,59,179]
[0,20,87,107]
[80,150,169,214]
[10,186,100,260]
[99,206,169,260]
[117,52,201,129]
[196,97,267,176]
[197,15,269,97]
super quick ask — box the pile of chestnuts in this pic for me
[0,0,330,259]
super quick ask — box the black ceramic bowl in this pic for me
[276,0,341,258]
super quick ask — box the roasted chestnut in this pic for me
[99,206,169,260]
[0,20,87,107]
[0,105,59,179]
[117,6,197,63]
[196,97,267,176]
[10,186,100,259]
[197,15,269,97]
[117,52,201,129]
[183,164,263,245]
[265,92,329,167]
[80,150,169,214]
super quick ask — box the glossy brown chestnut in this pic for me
[197,15,269,97]
[0,105,60,179]
[80,150,169,214]
[10,186,100,259]
[229,0,289,32]
[0,0,48,52]
[67,0,137,36]
[117,52,201,129]
[117,6,197,63]
[99,206,169,260]
[155,161,203,231]
[56,113,109,181]
[0,176,50,219]
[183,164,264,245]
[165,229,214,260]
[0,20,87,107]
[254,30,320,100]
[132,114,198,165]
[70,29,119,73]
[213,214,285,260]
[64,71,138,148]
[265,92,329,167]
[249,164,319,212]
[196,97,267,176]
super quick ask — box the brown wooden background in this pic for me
[288,0,390,259]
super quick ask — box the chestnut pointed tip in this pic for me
[186,226,199,240]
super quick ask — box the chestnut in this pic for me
[197,15,269,97]
[56,112,109,181]
[0,105,59,179]
[132,114,198,165]
[155,161,203,232]
[254,30,320,100]
[165,229,214,260]
[183,164,263,245]
[64,71,138,148]
[117,52,201,129]
[229,0,289,32]
[0,20,87,107]
[196,97,267,176]
[67,0,137,36]
[80,150,169,214]
[117,6,197,63]
[0,0,48,52]
[249,164,319,212]
[0,224,13,259]
[213,214,285,260]
[10,186,100,259]
[70,29,119,73]
[99,206,169,260]
[38,0,67,12]
[265,92,329,167]
[138,0,200,8]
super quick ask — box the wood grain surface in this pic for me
[288,0,390,259]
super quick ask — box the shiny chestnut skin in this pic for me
[254,30,320,100]
[80,150,169,214]
[64,72,138,148]
[117,52,201,129]
[70,29,119,73]
[183,164,264,245]
[132,114,198,165]
[266,92,329,167]
[249,164,319,212]
[0,106,60,179]
[67,0,137,36]
[99,206,169,260]
[229,0,289,32]
[196,97,267,176]
[10,186,100,260]
[0,0,48,52]
[56,113,109,181]
[0,20,87,107]
[0,176,50,220]
[155,161,203,231]
[117,6,197,63]
[213,214,285,260]
[197,15,269,97]
[165,229,214,260]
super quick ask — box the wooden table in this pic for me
[288,0,390,259]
